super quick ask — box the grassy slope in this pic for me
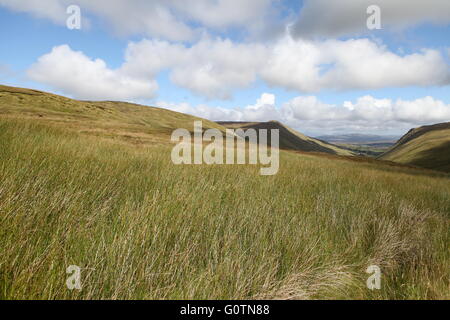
[218,121,354,156]
[1,118,449,300]
[0,85,352,156]
[0,85,227,145]
[0,85,449,299]
[381,123,450,172]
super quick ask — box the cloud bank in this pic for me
[3,0,450,40]
[27,37,450,100]
[0,0,274,41]
[158,93,450,135]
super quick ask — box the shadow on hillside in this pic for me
[294,150,450,180]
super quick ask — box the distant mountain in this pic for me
[316,133,399,144]
[380,122,450,172]
[217,121,354,156]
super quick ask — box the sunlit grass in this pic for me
[0,118,449,299]
[381,126,450,172]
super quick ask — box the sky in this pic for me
[0,0,449,136]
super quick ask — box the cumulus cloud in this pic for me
[261,37,450,92]
[121,38,267,99]
[284,95,450,124]
[123,36,450,97]
[158,93,450,135]
[157,93,279,123]
[28,36,450,100]
[283,95,450,134]
[291,0,450,38]
[29,36,450,99]
[0,0,274,41]
[27,45,157,101]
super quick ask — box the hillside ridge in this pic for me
[217,121,353,156]
[0,84,351,156]
[380,122,450,172]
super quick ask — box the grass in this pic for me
[1,118,449,299]
[218,121,354,156]
[381,123,450,173]
[0,84,226,146]
[0,85,351,156]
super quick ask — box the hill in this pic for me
[217,121,353,156]
[0,84,226,145]
[0,85,449,300]
[380,122,450,172]
[0,85,353,156]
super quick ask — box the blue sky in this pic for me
[0,0,449,136]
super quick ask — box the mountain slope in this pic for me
[380,122,450,172]
[0,84,227,145]
[218,121,354,156]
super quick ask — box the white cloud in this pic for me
[261,37,450,92]
[282,95,450,134]
[27,45,157,101]
[157,92,279,122]
[0,0,275,41]
[122,36,450,98]
[292,0,450,38]
[27,36,450,100]
[27,34,450,101]
[158,93,450,135]
[256,93,276,107]
[284,95,450,124]
[121,38,268,99]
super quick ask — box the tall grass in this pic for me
[0,118,449,299]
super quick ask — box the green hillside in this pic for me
[0,85,227,145]
[0,85,449,300]
[218,121,353,156]
[0,85,350,156]
[380,122,450,172]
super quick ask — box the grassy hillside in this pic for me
[0,85,227,145]
[1,117,449,299]
[0,85,449,300]
[380,122,450,172]
[0,85,351,156]
[218,121,353,156]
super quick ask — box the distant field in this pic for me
[336,142,395,157]
[1,118,449,299]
